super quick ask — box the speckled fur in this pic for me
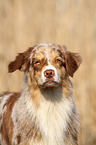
[0,43,82,145]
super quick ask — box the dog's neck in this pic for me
[24,73,72,101]
[21,77,76,145]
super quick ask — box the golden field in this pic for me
[0,0,96,144]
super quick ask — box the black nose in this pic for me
[44,69,55,78]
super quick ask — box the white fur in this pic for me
[37,96,72,145]
[11,86,73,145]
[41,62,60,84]
[0,94,13,114]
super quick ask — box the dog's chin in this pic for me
[39,80,60,89]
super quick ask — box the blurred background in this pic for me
[0,0,96,144]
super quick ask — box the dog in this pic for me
[0,43,82,145]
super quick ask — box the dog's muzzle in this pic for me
[40,64,60,88]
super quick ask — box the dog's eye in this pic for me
[55,58,62,63]
[55,57,63,66]
[34,60,40,66]
[55,59,61,63]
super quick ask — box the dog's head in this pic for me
[8,43,82,88]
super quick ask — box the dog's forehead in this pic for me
[32,43,62,58]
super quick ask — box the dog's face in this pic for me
[31,44,66,88]
[8,43,82,88]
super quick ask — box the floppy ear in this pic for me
[8,47,33,73]
[65,51,82,77]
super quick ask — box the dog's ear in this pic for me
[8,47,33,73]
[65,51,82,77]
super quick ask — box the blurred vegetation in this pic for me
[0,0,96,144]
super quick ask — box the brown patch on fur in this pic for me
[29,86,43,108]
[57,45,82,77]
[33,58,47,71]
[17,134,21,144]
[62,79,72,99]
[65,52,82,77]
[0,92,20,145]
[8,47,33,72]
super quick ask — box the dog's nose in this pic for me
[44,69,55,78]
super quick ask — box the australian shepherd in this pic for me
[0,43,82,145]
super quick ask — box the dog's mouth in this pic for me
[40,79,60,88]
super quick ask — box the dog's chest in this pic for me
[35,97,72,145]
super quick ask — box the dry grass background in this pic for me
[0,0,96,144]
